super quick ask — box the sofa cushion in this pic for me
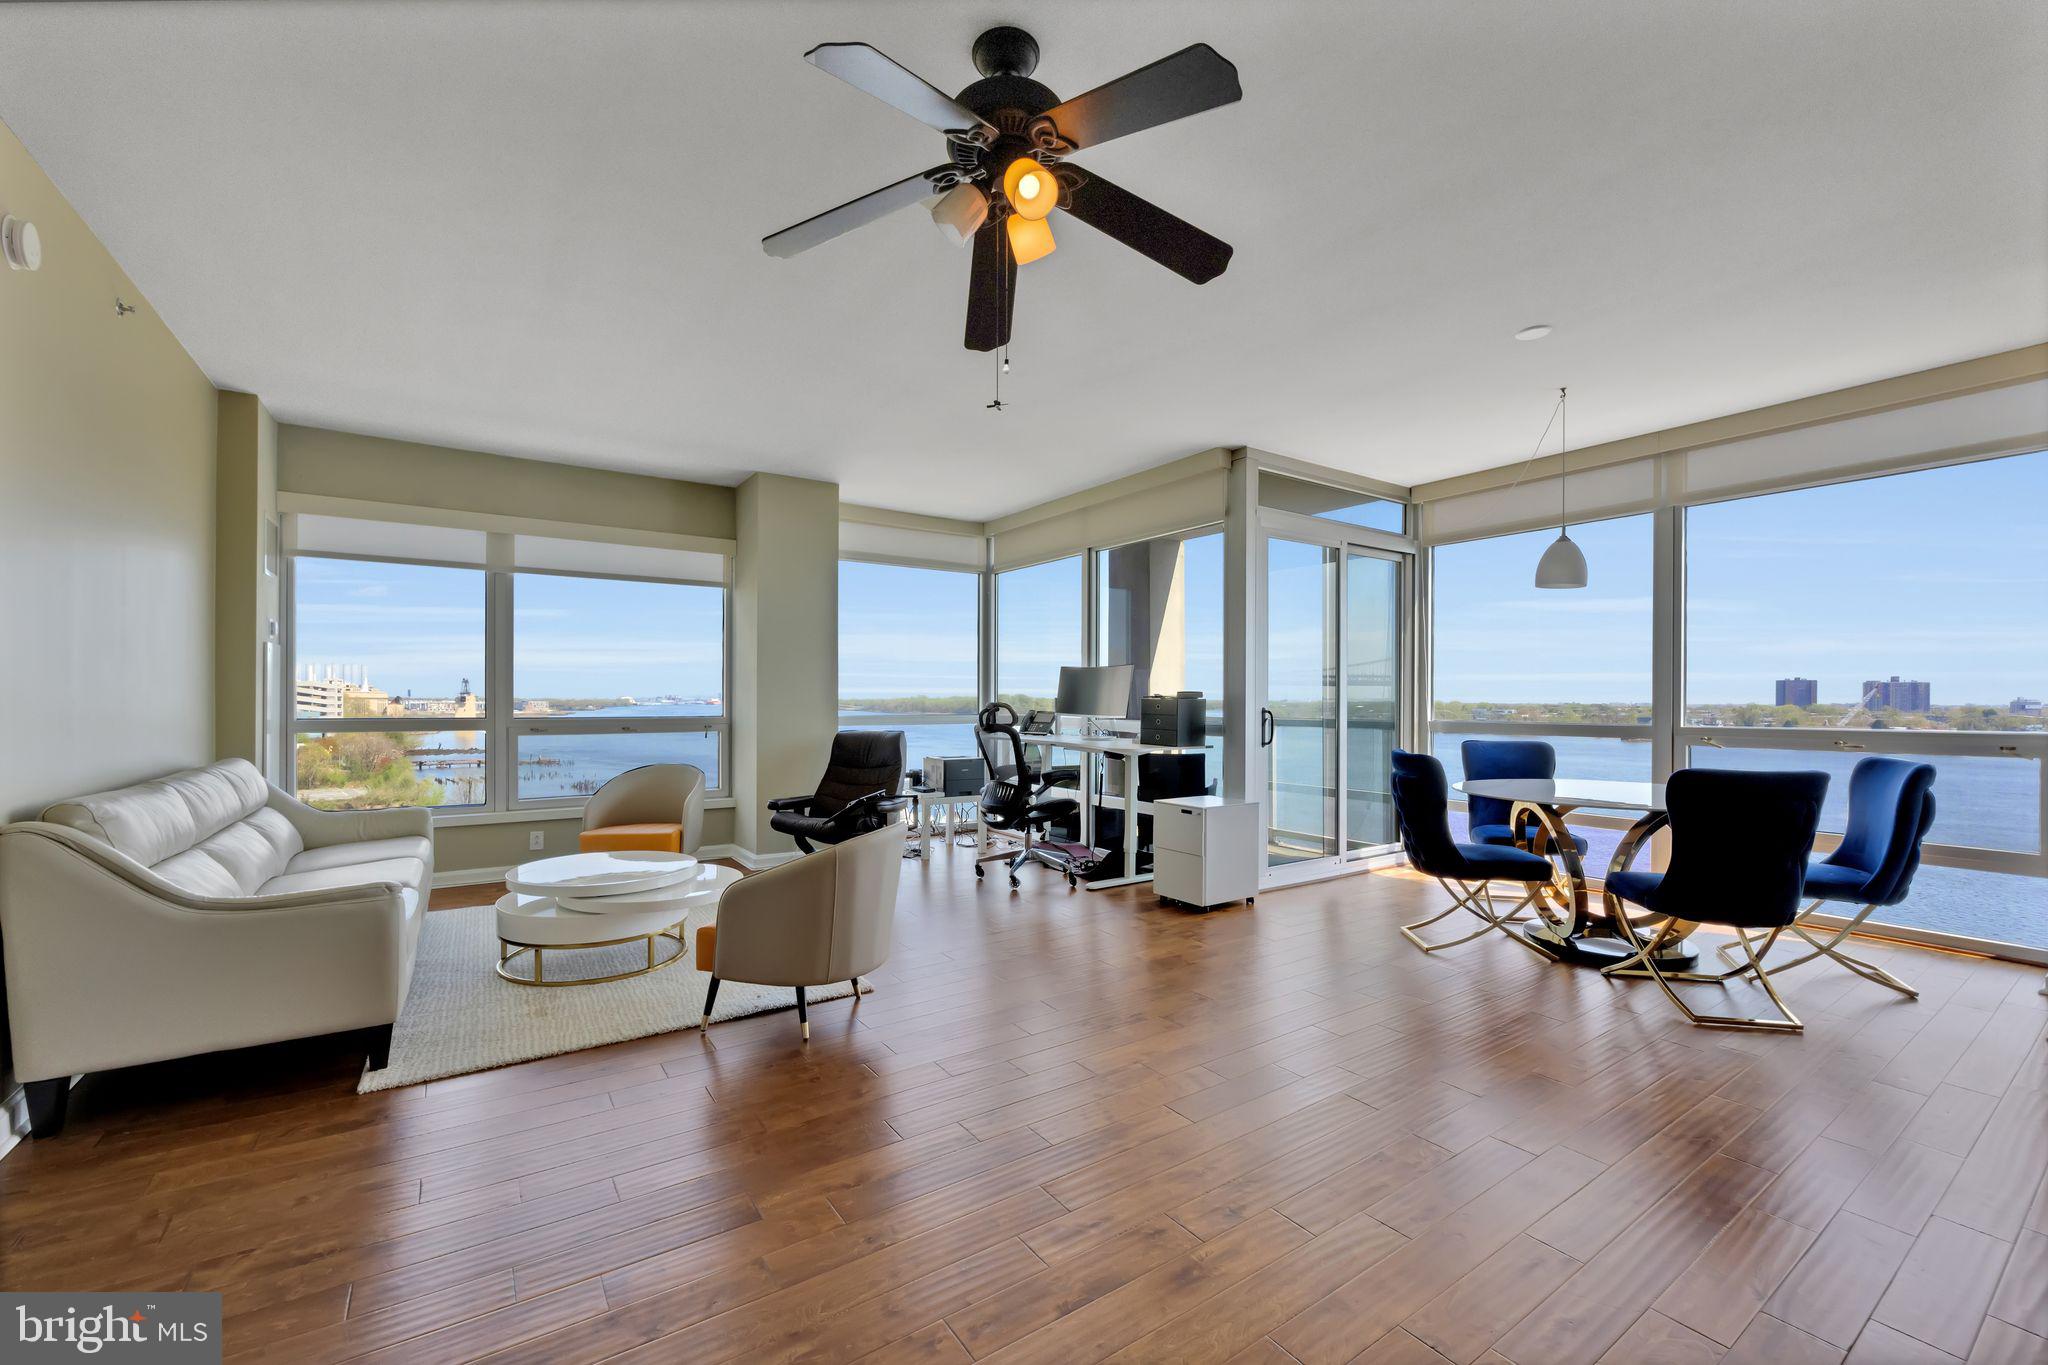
[153,848,247,899]
[283,836,434,876]
[259,857,428,899]
[41,758,269,868]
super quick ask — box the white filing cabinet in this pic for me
[1151,796,1261,911]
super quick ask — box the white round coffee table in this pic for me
[495,855,738,987]
[505,849,697,898]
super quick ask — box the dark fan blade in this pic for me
[1043,44,1241,150]
[964,220,1016,351]
[806,43,998,137]
[1063,168,1233,284]
[763,166,958,258]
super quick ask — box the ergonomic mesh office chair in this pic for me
[972,703,1084,889]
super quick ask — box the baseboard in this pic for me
[433,865,514,889]
[1,1074,78,1164]
[1,1083,25,1164]
[711,844,801,871]
[432,846,795,887]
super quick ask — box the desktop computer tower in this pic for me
[1140,692,1206,747]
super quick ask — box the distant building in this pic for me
[1863,676,1931,712]
[295,665,401,719]
[2015,697,2043,716]
[1775,677,1818,707]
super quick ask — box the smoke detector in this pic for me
[2,215,41,272]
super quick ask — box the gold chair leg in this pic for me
[1401,878,1543,954]
[1716,899,1918,999]
[1605,922,1802,1032]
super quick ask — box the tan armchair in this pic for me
[579,763,706,855]
[696,821,902,1038]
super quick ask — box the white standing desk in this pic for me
[1043,733,1210,890]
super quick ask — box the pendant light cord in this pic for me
[1497,386,1568,505]
[1557,386,1569,528]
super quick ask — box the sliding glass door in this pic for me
[1259,528,1410,880]
[1346,551,1401,851]
[1264,539,1339,866]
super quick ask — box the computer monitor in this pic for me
[1055,664,1137,720]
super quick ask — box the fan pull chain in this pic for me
[987,349,1005,411]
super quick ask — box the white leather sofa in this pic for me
[0,758,429,1137]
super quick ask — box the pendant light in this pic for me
[1533,385,1588,589]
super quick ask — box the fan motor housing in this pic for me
[957,75,1058,121]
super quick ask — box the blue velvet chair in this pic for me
[1719,756,1934,999]
[1602,767,1828,1031]
[1460,738,1586,855]
[1390,750,1556,955]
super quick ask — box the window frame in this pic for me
[284,540,733,821]
[1420,447,2048,963]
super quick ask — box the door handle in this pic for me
[1260,708,1276,747]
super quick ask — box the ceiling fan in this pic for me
[762,26,1241,351]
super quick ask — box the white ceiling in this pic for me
[2,1,2043,520]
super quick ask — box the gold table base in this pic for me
[496,923,687,987]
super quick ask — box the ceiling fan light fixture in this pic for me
[930,183,988,244]
[1002,156,1058,220]
[1007,213,1056,265]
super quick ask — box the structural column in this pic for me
[732,473,839,858]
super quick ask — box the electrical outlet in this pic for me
[528,831,545,851]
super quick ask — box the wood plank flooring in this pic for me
[2,852,2044,1364]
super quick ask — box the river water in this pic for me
[394,706,2042,950]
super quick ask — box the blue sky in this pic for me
[1435,449,2048,705]
[838,560,978,698]
[293,561,724,699]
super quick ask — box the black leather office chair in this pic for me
[767,730,910,854]
[973,703,1083,889]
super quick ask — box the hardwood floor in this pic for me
[2,852,2044,1364]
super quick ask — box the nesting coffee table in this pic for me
[494,850,740,987]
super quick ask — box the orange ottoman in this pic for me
[579,822,684,854]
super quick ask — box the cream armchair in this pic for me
[580,763,706,855]
[0,759,430,1137]
[698,821,902,1039]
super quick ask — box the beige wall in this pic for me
[0,121,218,813]
[215,392,278,768]
[278,425,735,540]
[733,474,839,856]
[0,117,218,1086]
[431,806,738,880]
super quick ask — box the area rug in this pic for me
[360,899,864,1092]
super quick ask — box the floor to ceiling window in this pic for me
[1093,528,1224,788]
[837,559,981,771]
[1430,512,1655,868]
[1683,450,2048,950]
[996,555,1083,714]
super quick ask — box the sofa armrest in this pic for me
[267,789,434,849]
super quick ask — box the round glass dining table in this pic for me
[1456,777,1698,970]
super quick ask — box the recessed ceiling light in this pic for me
[1515,324,1553,341]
